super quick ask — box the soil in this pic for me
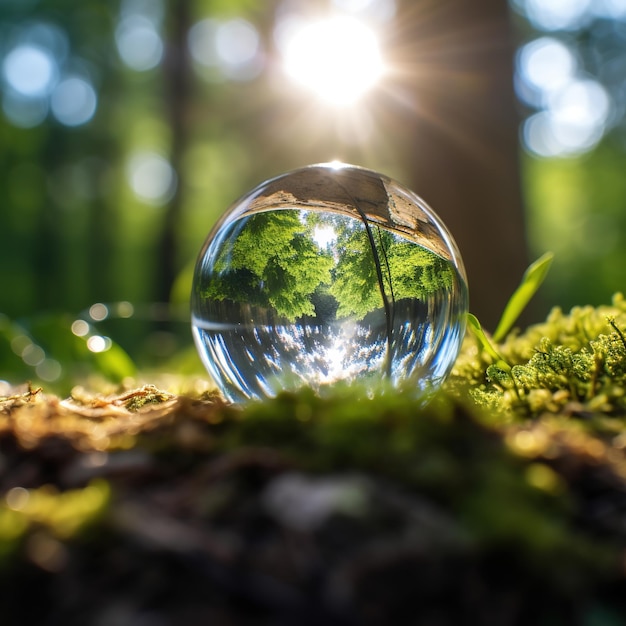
[1,383,626,626]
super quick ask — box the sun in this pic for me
[282,15,385,107]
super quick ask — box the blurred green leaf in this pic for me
[467,313,509,370]
[0,314,36,382]
[0,312,136,393]
[493,252,554,343]
[89,341,136,382]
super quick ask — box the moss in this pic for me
[3,296,626,621]
[0,480,110,564]
[451,293,626,422]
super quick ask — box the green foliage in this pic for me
[456,253,626,420]
[201,210,455,322]
[202,211,334,321]
[5,284,626,609]
[467,251,554,368]
[493,251,554,342]
[1,375,623,616]
[453,293,626,419]
[0,480,110,560]
[0,312,136,394]
[466,313,507,365]
[221,387,614,581]
[524,141,626,313]
[330,226,454,319]
[328,224,383,319]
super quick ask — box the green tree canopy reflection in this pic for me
[202,211,334,321]
[201,210,455,322]
[329,226,454,319]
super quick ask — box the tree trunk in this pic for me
[159,0,192,305]
[391,0,528,329]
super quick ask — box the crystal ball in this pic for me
[191,163,468,403]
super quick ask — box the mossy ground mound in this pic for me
[3,298,626,624]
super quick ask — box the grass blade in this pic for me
[467,313,509,369]
[492,252,554,343]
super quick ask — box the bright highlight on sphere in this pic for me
[283,16,384,106]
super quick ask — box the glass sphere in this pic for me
[191,163,468,403]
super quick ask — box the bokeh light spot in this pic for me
[115,15,163,71]
[2,92,48,128]
[10,335,31,356]
[522,86,609,159]
[71,319,91,337]
[188,18,219,67]
[23,22,69,63]
[591,0,626,18]
[2,45,57,96]
[87,335,111,353]
[5,487,29,511]
[36,358,62,382]
[517,37,577,99]
[331,0,397,21]
[126,151,177,205]
[120,0,165,23]
[89,303,109,321]
[523,0,592,31]
[50,77,97,126]
[516,32,612,158]
[21,343,45,366]
[115,301,135,318]
[188,17,262,81]
[215,19,260,66]
[548,79,610,129]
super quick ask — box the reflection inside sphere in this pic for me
[191,163,468,403]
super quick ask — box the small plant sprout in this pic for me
[492,252,554,343]
[467,252,554,368]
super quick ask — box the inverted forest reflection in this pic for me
[191,165,468,402]
[199,210,455,321]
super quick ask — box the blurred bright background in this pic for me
[2,0,626,390]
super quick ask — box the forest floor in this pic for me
[4,296,626,625]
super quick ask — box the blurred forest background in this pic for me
[2,0,626,390]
